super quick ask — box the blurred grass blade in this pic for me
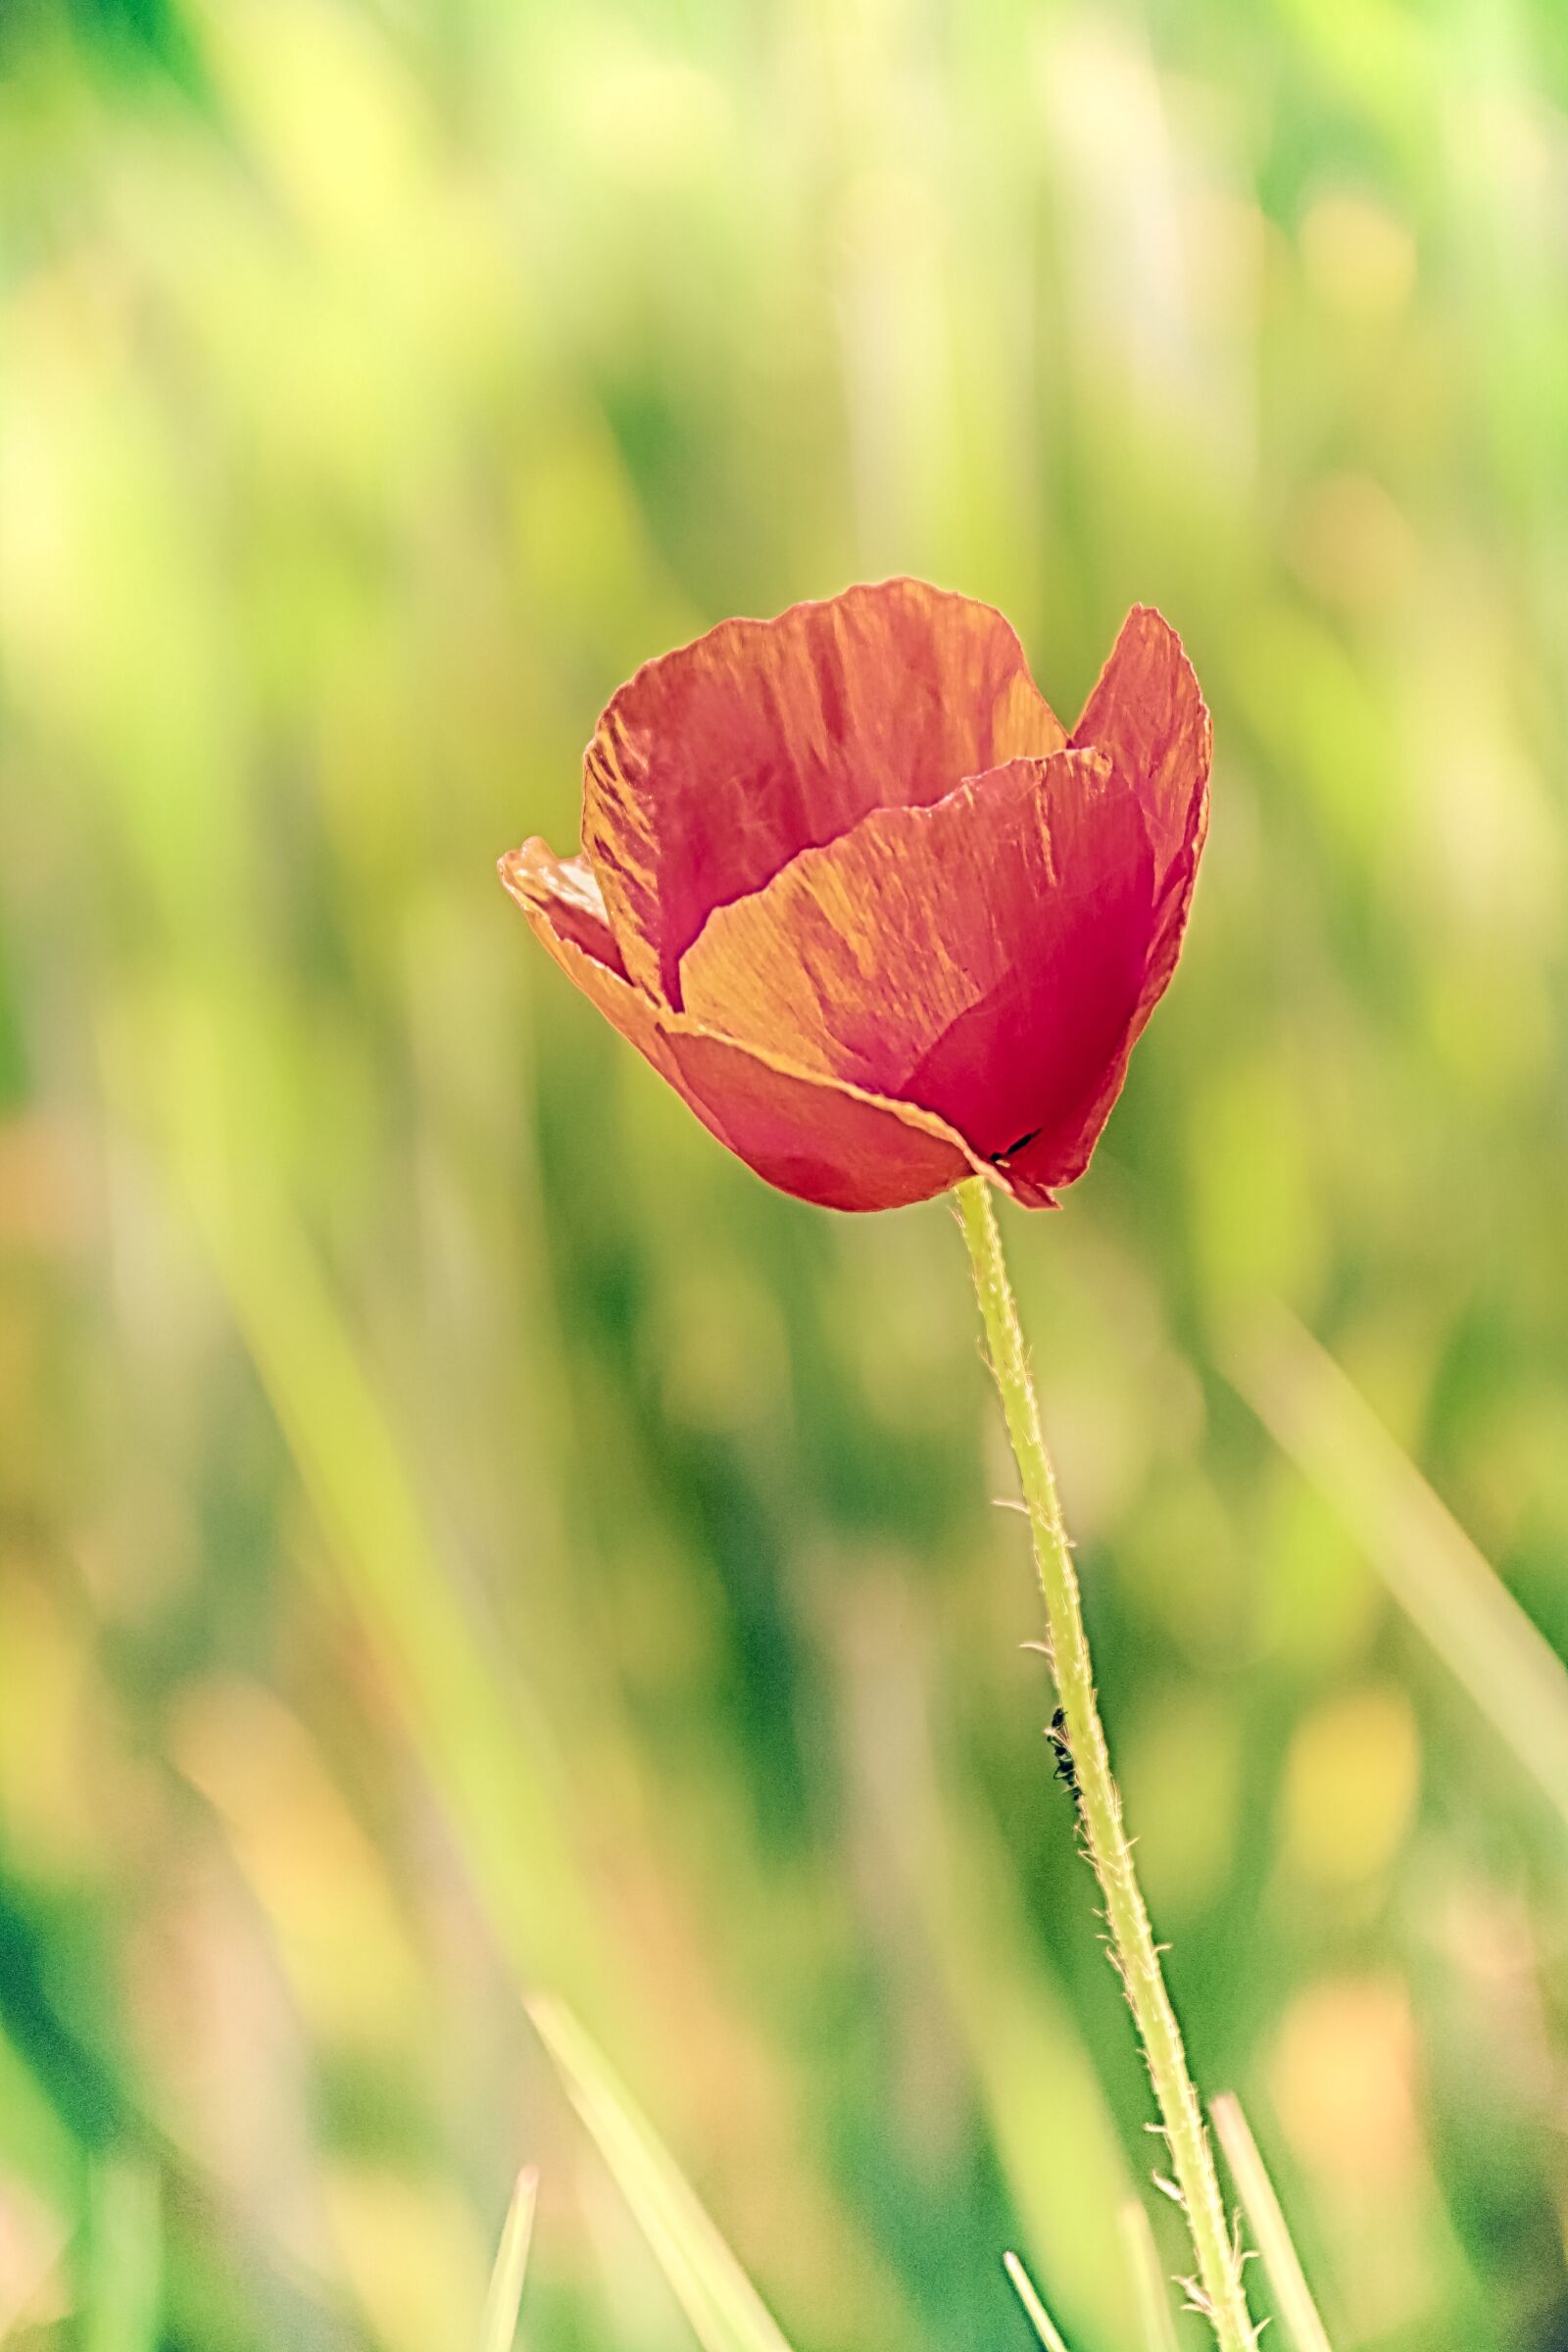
[529,1997,796,2352]
[1212,2096,1334,2352]
[209,1204,605,2001]
[1118,2203,1181,2352]
[1229,1308,1568,1835]
[1003,2251,1071,2352]
[828,1593,1138,2346]
[84,2157,161,2352]
[480,2168,538,2352]
[913,1780,1138,2346]
[121,990,613,2020]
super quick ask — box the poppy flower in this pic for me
[500,579,1209,1212]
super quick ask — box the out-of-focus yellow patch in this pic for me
[170,1675,424,2051]
[1299,190,1418,318]
[1269,1975,1419,2182]
[1279,1683,1421,1888]
[324,2167,493,2352]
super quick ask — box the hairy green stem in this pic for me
[956,1176,1255,2352]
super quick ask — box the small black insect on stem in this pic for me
[1047,1705,1080,1801]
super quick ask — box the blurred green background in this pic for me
[1,0,1567,2345]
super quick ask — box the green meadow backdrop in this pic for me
[1,1,1566,2346]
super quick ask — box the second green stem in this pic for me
[956,1176,1254,2352]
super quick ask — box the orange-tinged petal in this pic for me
[582,579,1066,1004]
[662,1028,975,1211]
[677,748,1156,1174]
[1072,604,1210,929]
[501,845,979,1211]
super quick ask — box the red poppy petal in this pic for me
[503,853,978,1211]
[989,608,1211,1200]
[583,579,1066,1004]
[991,1161,1063,1210]
[677,748,1156,1177]
[499,840,629,976]
[662,1029,975,1211]
[990,916,1171,1200]
[991,773,1204,1199]
[1072,604,1210,926]
[989,1020,1141,1200]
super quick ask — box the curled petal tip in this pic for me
[501,837,630,977]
